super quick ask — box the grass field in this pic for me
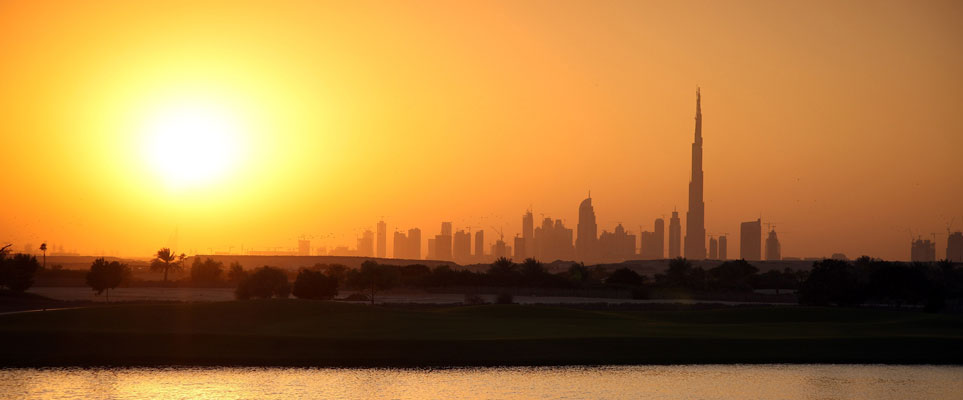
[1,301,961,366]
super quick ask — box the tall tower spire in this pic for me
[684,87,706,260]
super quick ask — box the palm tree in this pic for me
[39,243,47,269]
[150,247,185,283]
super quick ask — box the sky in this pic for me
[1,0,961,260]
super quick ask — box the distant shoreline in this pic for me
[1,301,960,367]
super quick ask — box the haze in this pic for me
[1,0,961,260]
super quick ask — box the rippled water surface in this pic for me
[2,365,961,400]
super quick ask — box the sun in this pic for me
[140,100,245,188]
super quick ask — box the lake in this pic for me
[1,365,960,399]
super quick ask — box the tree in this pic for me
[86,258,130,301]
[150,248,185,283]
[606,267,646,287]
[566,262,591,284]
[487,257,518,286]
[0,253,41,292]
[708,259,758,291]
[39,242,47,269]
[346,261,399,304]
[235,266,290,300]
[798,259,863,306]
[292,268,338,299]
[226,262,247,283]
[190,257,224,286]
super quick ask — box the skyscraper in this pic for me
[740,219,762,261]
[392,231,407,259]
[765,228,781,260]
[718,235,728,260]
[453,229,472,262]
[407,228,421,259]
[684,88,706,260]
[358,229,374,257]
[376,220,386,258]
[522,209,534,260]
[576,195,598,262]
[474,230,485,260]
[708,237,718,259]
[654,218,665,259]
[436,222,453,260]
[669,210,681,258]
[948,232,963,262]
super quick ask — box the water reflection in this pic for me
[2,365,961,400]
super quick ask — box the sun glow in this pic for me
[140,100,247,188]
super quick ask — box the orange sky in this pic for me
[1,0,961,260]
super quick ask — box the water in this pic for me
[1,365,960,399]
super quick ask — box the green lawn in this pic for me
[1,301,961,366]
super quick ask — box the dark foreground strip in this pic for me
[1,332,961,367]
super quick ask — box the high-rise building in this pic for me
[357,229,375,257]
[453,230,472,263]
[599,224,636,262]
[911,238,936,262]
[576,195,598,262]
[948,232,963,262]
[427,238,436,260]
[407,228,421,259]
[298,239,311,256]
[436,222,453,260]
[474,230,485,260]
[765,229,781,261]
[522,210,534,260]
[718,235,728,260]
[708,237,718,259]
[684,88,706,260]
[376,220,386,258]
[669,210,681,258]
[393,231,408,259]
[492,238,508,259]
[533,217,575,262]
[514,235,527,260]
[654,218,665,259]
[740,219,762,261]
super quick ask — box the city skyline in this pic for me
[2,1,962,261]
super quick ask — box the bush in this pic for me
[292,268,338,300]
[342,293,370,302]
[0,253,41,292]
[235,266,290,300]
[190,257,224,286]
[606,267,645,287]
[495,292,514,304]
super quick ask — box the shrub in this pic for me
[463,293,485,305]
[292,268,338,300]
[605,267,645,287]
[235,266,290,300]
[190,257,224,286]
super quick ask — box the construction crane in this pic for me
[490,226,505,242]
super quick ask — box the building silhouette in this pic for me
[765,228,781,261]
[407,228,421,259]
[599,224,636,262]
[684,88,706,260]
[357,229,374,257]
[740,219,762,261]
[491,238,509,259]
[534,217,575,262]
[434,222,453,260]
[427,238,436,259]
[453,229,472,263]
[474,230,485,260]
[514,235,526,259]
[522,210,534,260]
[576,195,598,262]
[911,237,936,262]
[392,231,408,259]
[654,218,665,259]
[718,235,727,260]
[298,239,311,256]
[669,210,681,258]
[376,220,387,258]
[708,237,718,259]
[948,232,963,262]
